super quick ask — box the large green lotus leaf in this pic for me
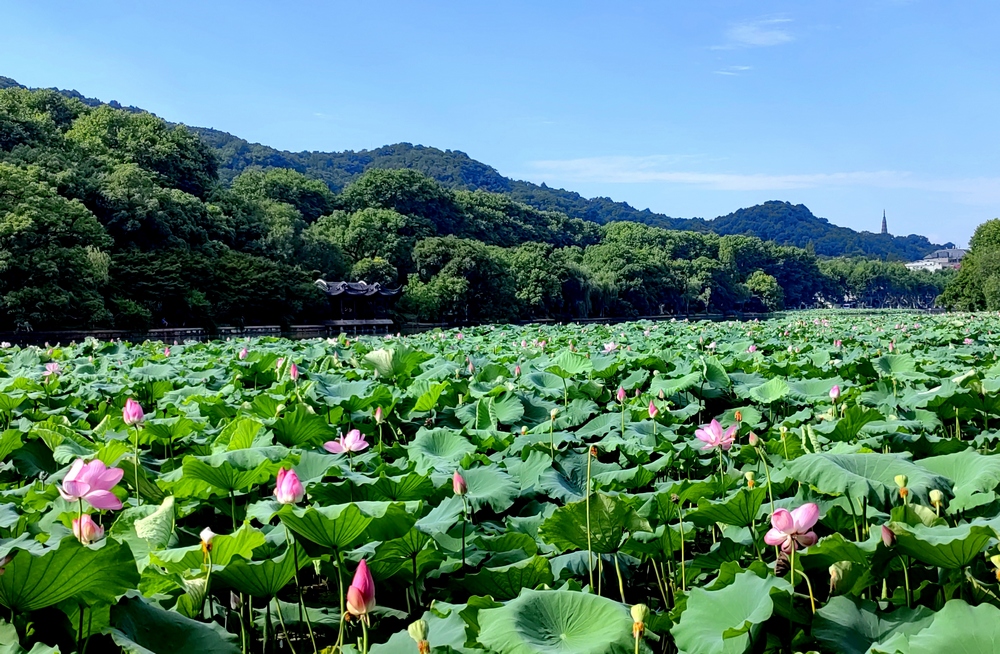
[181,447,294,493]
[888,521,994,569]
[133,495,175,550]
[786,451,951,505]
[406,428,477,474]
[787,377,845,402]
[308,377,375,411]
[477,589,637,654]
[0,537,139,611]
[522,372,566,398]
[671,570,791,654]
[873,354,918,378]
[278,503,373,550]
[461,555,555,601]
[462,464,519,513]
[352,501,420,542]
[410,380,450,412]
[813,406,890,442]
[371,601,477,654]
[870,600,1000,654]
[546,351,594,378]
[651,371,702,397]
[489,392,525,428]
[748,378,790,404]
[110,594,239,654]
[310,472,433,504]
[363,345,429,380]
[813,597,934,654]
[269,405,334,447]
[689,487,767,528]
[539,493,637,554]
[916,448,1000,513]
[150,523,265,574]
[576,413,622,439]
[214,542,306,598]
[368,528,444,581]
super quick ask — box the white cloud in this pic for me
[713,65,752,76]
[714,18,793,49]
[522,156,1000,205]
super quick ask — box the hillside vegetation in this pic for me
[0,83,951,331]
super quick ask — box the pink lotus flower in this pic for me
[834,340,842,348]
[289,363,299,381]
[830,385,841,401]
[60,459,124,510]
[648,400,658,419]
[694,419,737,451]
[122,398,144,426]
[72,514,104,545]
[324,429,369,454]
[238,348,248,360]
[456,332,464,340]
[764,503,819,554]
[603,342,617,354]
[964,338,973,345]
[616,386,626,403]
[274,468,304,505]
[164,347,170,357]
[347,559,376,619]
[43,362,61,378]
[453,470,467,496]
[747,345,757,353]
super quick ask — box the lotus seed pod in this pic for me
[550,407,558,419]
[744,471,755,488]
[894,475,908,489]
[929,489,944,507]
[734,410,742,422]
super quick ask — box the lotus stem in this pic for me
[902,555,912,608]
[799,564,817,614]
[756,446,775,515]
[134,425,141,507]
[678,504,687,592]
[614,553,626,604]
[461,495,468,570]
[651,560,669,608]
[285,526,317,653]
[586,446,594,591]
[273,598,297,654]
[361,618,369,654]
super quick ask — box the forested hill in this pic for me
[1,75,945,260]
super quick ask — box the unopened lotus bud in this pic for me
[881,525,895,547]
[748,432,760,447]
[929,489,944,508]
[230,591,243,611]
[894,475,908,489]
[630,603,649,639]
[520,426,528,435]
[744,471,755,489]
[550,407,558,420]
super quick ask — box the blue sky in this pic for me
[4,0,998,246]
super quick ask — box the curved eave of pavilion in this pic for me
[314,279,402,297]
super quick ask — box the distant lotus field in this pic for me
[5,312,1000,653]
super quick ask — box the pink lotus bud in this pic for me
[616,386,626,402]
[238,348,248,360]
[453,470,467,496]
[834,340,842,348]
[274,468,305,505]
[123,398,144,426]
[748,432,760,447]
[648,400,658,419]
[72,514,104,545]
[514,365,521,377]
[346,559,376,617]
[289,363,299,381]
[881,525,895,547]
[748,344,757,353]
[164,347,170,356]
[375,407,384,424]
[830,385,841,401]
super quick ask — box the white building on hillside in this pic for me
[905,248,966,272]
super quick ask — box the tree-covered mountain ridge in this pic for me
[1,75,946,261]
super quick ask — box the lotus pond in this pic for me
[3,312,1000,653]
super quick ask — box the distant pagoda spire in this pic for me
[881,210,888,235]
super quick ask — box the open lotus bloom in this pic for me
[60,459,124,510]
[324,429,369,454]
[765,503,819,553]
[694,419,737,451]
[347,559,376,620]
